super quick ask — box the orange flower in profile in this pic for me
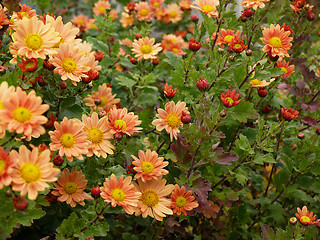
[135,2,153,21]
[152,101,188,141]
[191,0,219,18]
[49,117,90,162]
[133,178,174,221]
[0,147,15,189]
[216,29,240,46]
[10,145,60,200]
[84,83,120,111]
[82,112,114,158]
[239,0,269,10]
[281,108,299,121]
[276,59,295,78]
[50,43,90,85]
[132,37,162,61]
[149,0,165,9]
[132,149,169,182]
[52,167,93,207]
[0,82,15,139]
[0,87,49,139]
[107,107,142,136]
[71,14,89,31]
[295,206,316,225]
[164,83,177,99]
[170,185,199,216]
[100,174,141,214]
[0,6,9,30]
[93,0,111,15]
[120,12,134,28]
[261,24,293,58]
[11,16,60,59]
[249,78,275,87]
[165,3,183,23]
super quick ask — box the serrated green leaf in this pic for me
[230,101,258,122]
[235,134,254,155]
[115,75,136,90]
[87,36,109,53]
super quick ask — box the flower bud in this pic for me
[190,14,199,23]
[60,81,67,89]
[246,49,252,56]
[196,78,208,91]
[220,110,226,118]
[316,127,320,135]
[218,47,224,53]
[99,215,105,221]
[45,191,58,203]
[189,37,202,51]
[91,185,101,198]
[12,196,28,211]
[129,57,137,64]
[135,33,142,39]
[261,105,271,114]
[240,15,246,22]
[257,87,267,97]
[53,155,64,166]
[289,217,297,225]
[99,110,107,117]
[297,132,305,139]
[115,132,123,139]
[37,75,46,86]
[94,97,101,106]
[307,11,315,21]
[315,219,320,228]
[43,58,55,70]
[94,52,105,61]
[152,57,159,65]
[181,112,191,124]
[241,8,253,17]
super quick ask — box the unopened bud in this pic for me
[220,110,226,118]
[190,14,199,23]
[181,112,191,124]
[60,81,67,89]
[246,49,252,56]
[289,217,297,225]
[297,132,305,139]
[135,33,142,39]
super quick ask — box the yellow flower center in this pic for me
[62,58,77,73]
[250,79,262,86]
[63,182,78,195]
[153,2,160,7]
[98,6,106,13]
[140,45,153,54]
[269,37,282,48]
[59,133,75,148]
[157,11,163,16]
[20,12,30,18]
[224,97,234,105]
[20,163,41,184]
[126,18,133,24]
[166,113,181,129]
[0,101,3,110]
[13,107,32,123]
[25,33,43,51]
[300,216,311,223]
[25,61,36,70]
[140,9,149,17]
[100,96,109,106]
[234,44,242,50]
[141,162,155,173]
[78,20,84,25]
[114,119,127,131]
[140,190,159,208]
[169,11,178,18]
[202,5,214,13]
[184,3,190,7]
[0,160,6,173]
[111,188,126,202]
[171,38,177,43]
[88,127,103,144]
[175,196,187,208]
[280,67,287,74]
[223,35,234,43]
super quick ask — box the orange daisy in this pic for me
[52,167,93,207]
[132,37,162,61]
[133,178,174,221]
[109,10,118,20]
[239,0,269,10]
[10,145,60,200]
[216,29,240,46]
[11,16,60,59]
[132,149,169,182]
[0,82,15,139]
[170,185,199,216]
[0,147,15,189]
[180,0,192,11]
[83,83,120,111]
[261,24,293,58]
[0,6,9,30]
[82,112,114,158]
[120,12,134,28]
[49,117,90,162]
[10,4,37,29]
[71,14,89,31]
[149,0,165,9]
[249,78,275,87]
[191,0,219,18]
[86,18,98,30]
[93,0,111,15]
[161,34,186,53]
[276,59,295,78]
[152,101,188,141]
[295,206,316,225]
[50,43,91,85]
[0,87,49,139]
[100,174,141,214]
[107,107,142,136]
[165,3,183,23]
[135,2,153,21]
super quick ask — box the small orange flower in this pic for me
[71,14,89,31]
[93,0,111,15]
[120,12,134,28]
[170,185,199,216]
[216,29,240,46]
[152,101,188,141]
[281,108,299,121]
[149,0,165,9]
[49,117,90,162]
[132,149,169,182]
[165,3,183,23]
[0,147,15,189]
[100,174,141,214]
[135,2,153,21]
[164,83,177,99]
[239,0,269,10]
[229,35,247,53]
[17,58,38,72]
[109,10,118,20]
[180,0,192,11]
[10,145,60,200]
[191,0,219,18]
[276,60,295,78]
[221,90,242,108]
[295,206,316,225]
[52,167,93,207]
[132,37,162,61]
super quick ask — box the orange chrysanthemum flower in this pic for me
[132,149,169,182]
[84,83,120,111]
[93,0,111,15]
[164,83,177,99]
[149,0,165,9]
[50,43,91,85]
[161,34,187,53]
[249,78,275,87]
[165,3,183,23]
[221,90,242,108]
[261,24,293,58]
[11,16,60,59]
[52,167,93,207]
[180,0,192,11]
[133,178,174,221]
[10,145,60,200]
[239,0,269,10]
[10,4,36,29]
[276,59,295,78]
[0,82,15,139]
[281,108,299,121]
[120,12,134,28]
[135,2,153,21]
[152,101,188,141]
[295,206,316,225]
[170,185,199,216]
[0,87,49,139]
[109,10,118,20]
[100,174,141,214]
[71,14,89,31]
[49,117,90,162]
[191,0,219,18]
[107,107,142,136]
[216,29,240,46]
[132,37,162,61]
[82,112,114,158]
[0,147,15,189]
[0,6,9,30]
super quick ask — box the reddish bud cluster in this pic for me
[196,78,208,91]
[135,33,142,39]
[44,112,57,128]
[94,52,105,61]
[91,185,101,198]
[60,81,67,89]
[53,155,64,166]
[281,108,299,120]
[164,83,177,99]
[181,111,191,124]
[261,105,271,114]
[12,196,28,211]
[241,8,253,18]
[189,37,202,51]
[152,57,159,65]
[257,87,267,97]
[190,14,199,23]
[17,58,38,72]
[280,23,294,36]
[221,89,242,108]
[307,11,315,21]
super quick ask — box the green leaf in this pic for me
[122,233,139,240]
[86,36,109,53]
[230,101,258,123]
[254,153,276,165]
[56,212,86,240]
[163,51,182,68]
[115,75,136,91]
[235,134,255,155]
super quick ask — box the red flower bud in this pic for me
[164,83,176,99]
[45,191,58,204]
[297,132,305,139]
[152,57,159,65]
[316,127,320,135]
[196,78,209,91]
[307,11,315,21]
[135,33,142,39]
[261,105,271,113]
[109,36,114,44]
[37,75,46,86]
[130,57,137,64]
[94,52,105,61]
[241,8,253,17]
[60,81,67,89]
[91,185,101,198]
[43,58,55,70]
[115,132,123,139]
[240,15,246,22]
[190,14,199,23]
[12,196,28,211]
[257,87,267,97]
[127,162,137,174]
[181,112,191,124]
[189,37,202,51]
[44,112,57,128]
[94,97,102,106]
[53,155,64,166]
